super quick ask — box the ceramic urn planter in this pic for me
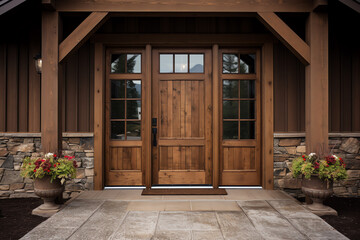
[301,175,333,211]
[34,176,64,211]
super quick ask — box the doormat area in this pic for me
[141,188,227,195]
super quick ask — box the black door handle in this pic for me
[152,128,157,147]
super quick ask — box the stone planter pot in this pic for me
[34,176,64,210]
[301,175,333,211]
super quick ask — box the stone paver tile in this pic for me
[68,227,117,240]
[111,211,158,240]
[191,201,240,211]
[21,227,76,240]
[164,201,191,211]
[67,201,129,240]
[289,218,349,240]
[190,211,220,230]
[127,201,166,211]
[238,200,307,240]
[157,211,192,231]
[163,195,224,200]
[192,230,224,240]
[55,199,104,218]
[37,216,87,229]
[152,230,191,240]
[268,200,320,219]
[216,211,262,240]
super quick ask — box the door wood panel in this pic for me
[152,49,212,185]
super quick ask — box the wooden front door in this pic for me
[151,49,213,185]
[219,48,261,185]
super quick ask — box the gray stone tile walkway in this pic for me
[21,190,349,240]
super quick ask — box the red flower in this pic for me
[47,170,50,172]
[41,159,45,162]
[54,164,56,167]
[326,165,329,167]
[303,158,306,161]
[33,170,36,172]
[302,155,305,158]
[54,154,57,158]
[29,163,31,165]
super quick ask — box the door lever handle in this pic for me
[152,128,157,147]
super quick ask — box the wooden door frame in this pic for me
[93,34,274,190]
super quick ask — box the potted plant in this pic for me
[21,153,77,211]
[291,153,347,211]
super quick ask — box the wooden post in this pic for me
[145,44,152,189]
[262,43,274,189]
[305,12,328,154]
[212,44,219,188]
[41,11,62,154]
[94,43,105,190]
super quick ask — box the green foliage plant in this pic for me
[292,153,347,181]
[21,153,77,185]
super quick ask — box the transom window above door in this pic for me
[222,53,256,74]
[111,54,142,73]
[159,53,204,73]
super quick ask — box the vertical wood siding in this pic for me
[0,40,94,132]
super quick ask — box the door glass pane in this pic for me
[223,101,238,119]
[127,122,141,140]
[126,80,141,98]
[160,54,173,73]
[189,54,204,73]
[111,80,125,98]
[223,80,238,99]
[111,54,126,73]
[240,54,256,74]
[175,54,188,73]
[111,100,125,119]
[240,80,255,98]
[223,121,238,139]
[127,54,141,73]
[223,54,238,73]
[127,100,141,120]
[240,100,255,119]
[111,121,125,140]
[240,121,255,139]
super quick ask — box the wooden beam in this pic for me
[59,12,108,62]
[55,0,313,12]
[42,0,56,11]
[305,12,328,154]
[94,43,105,190]
[262,42,274,190]
[212,44,219,189]
[41,11,62,154]
[313,0,328,11]
[339,0,360,14]
[257,12,310,65]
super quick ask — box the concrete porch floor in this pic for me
[21,189,348,240]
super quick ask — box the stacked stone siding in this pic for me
[274,137,360,197]
[0,136,94,199]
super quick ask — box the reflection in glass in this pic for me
[111,54,126,73]
[240,80,255,98]
[223,101,238,119]
[127,122,141,140]
[111,80,125,98]
[127,100,141,119]
[175,54,188,73]
[223,80,238,99]
[223,121,238,139]
[111,100,125,119]
[240,54,256,74]
[189,54,204,73]
[127,54,141,73]
[223,54,238,73]
[240,101,255,119]
[111,121,125,140]
[240,121,255,139]
[126,80,141,98]
[160,54,173,73]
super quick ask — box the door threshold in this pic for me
[142,188,227,195]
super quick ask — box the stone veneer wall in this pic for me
[274,137,360,197]
[0,136,94,199]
